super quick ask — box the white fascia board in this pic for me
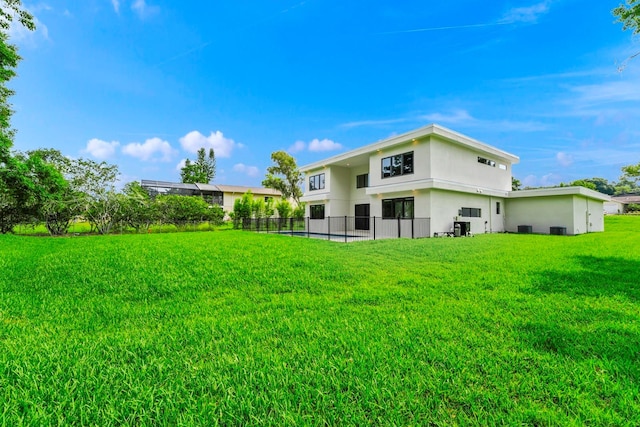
[509,187,611,201]
[365,178,510,197]
[301,191,331,203]
[299,124,519,172]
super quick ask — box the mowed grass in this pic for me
[1,217,639,426]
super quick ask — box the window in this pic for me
[310,204,325,219]
[382,152,413,178]
[309,173,325,191]
[356,173,369,188]
[496,202,501,215]
[478,156,496,167]
[382,197,414,219]
[460,207,481,218]
[264,196,273,202]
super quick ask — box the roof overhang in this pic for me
[300,124,520,173]
[508,187,611,202]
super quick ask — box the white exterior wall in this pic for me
[429,190,504,235]
[349,164,372,215]
[327,166,351,216]
[573,196,605,233]
[505,195,606,235]
[603,201,624,215]
[429,137,512,191]
[505,197,575,234]
[368,140,430,189]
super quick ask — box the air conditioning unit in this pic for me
[517,225,532,234]
[549,226,567,235]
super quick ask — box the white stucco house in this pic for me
[299,124,610,237]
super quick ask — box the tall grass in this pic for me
[0,216,638,425]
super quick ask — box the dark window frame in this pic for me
[496,201,501,215]
[477,156,496,167]
[356,173,369,189]
[460,207,482,218]
[381,152,414,179]
[382,197,414,219]
[310,204,325,219]
[309,173,325,191]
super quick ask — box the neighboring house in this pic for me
[299,124,610,236]
[605,194,640,214]
[140,180,282,214]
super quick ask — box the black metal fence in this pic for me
[242,217,431,242]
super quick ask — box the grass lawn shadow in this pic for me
[528,255,640,302]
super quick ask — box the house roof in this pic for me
[215,184,281,196]
[611,194,640,204]
[509,186,611,202]
[141,180,281,196]
[300,124,520,172]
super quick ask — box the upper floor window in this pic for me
[382,152,413,178]
[356,173,369,188]
[309,173,325,191]
[460,207,481,218]
[478,156,496,167]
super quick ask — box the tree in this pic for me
[511,177,521,191]
[569,179,597,191]
[118,181,158,232]
[262,151,303,204]
[0,2,35,232]
[622,162,640,182]
[0,151,67,233]
[181,148,216,184]
[613,1,640,69]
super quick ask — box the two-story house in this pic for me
[300,124,609,237]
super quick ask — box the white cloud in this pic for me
[9,14,49,44]
[422,109,548,132]
[288,140,306,153]
[179,130,236,157]
[111,0,120,13]
[340,118,407,129]
[522,173,562,188]
[175,159,187,171]
[556,152,573,167]
[122,137,177,162]
[422,109,475,125]
[308,138,343,152]
[131,0,159,18]
[84,138,120,160]
[233,163,260,177]
[499,1,551,24]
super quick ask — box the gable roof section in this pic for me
[300,124,520,172]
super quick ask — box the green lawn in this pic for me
[1,216,639,426]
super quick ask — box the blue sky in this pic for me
[8,0,640,188]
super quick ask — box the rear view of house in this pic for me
[300,124,609,237]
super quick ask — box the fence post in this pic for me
[397,217,401,238]
[290,217,293,236]
[373,216,376,240]
[307,217,310,238]
[412,218,415,239]
[344,216,347,243]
